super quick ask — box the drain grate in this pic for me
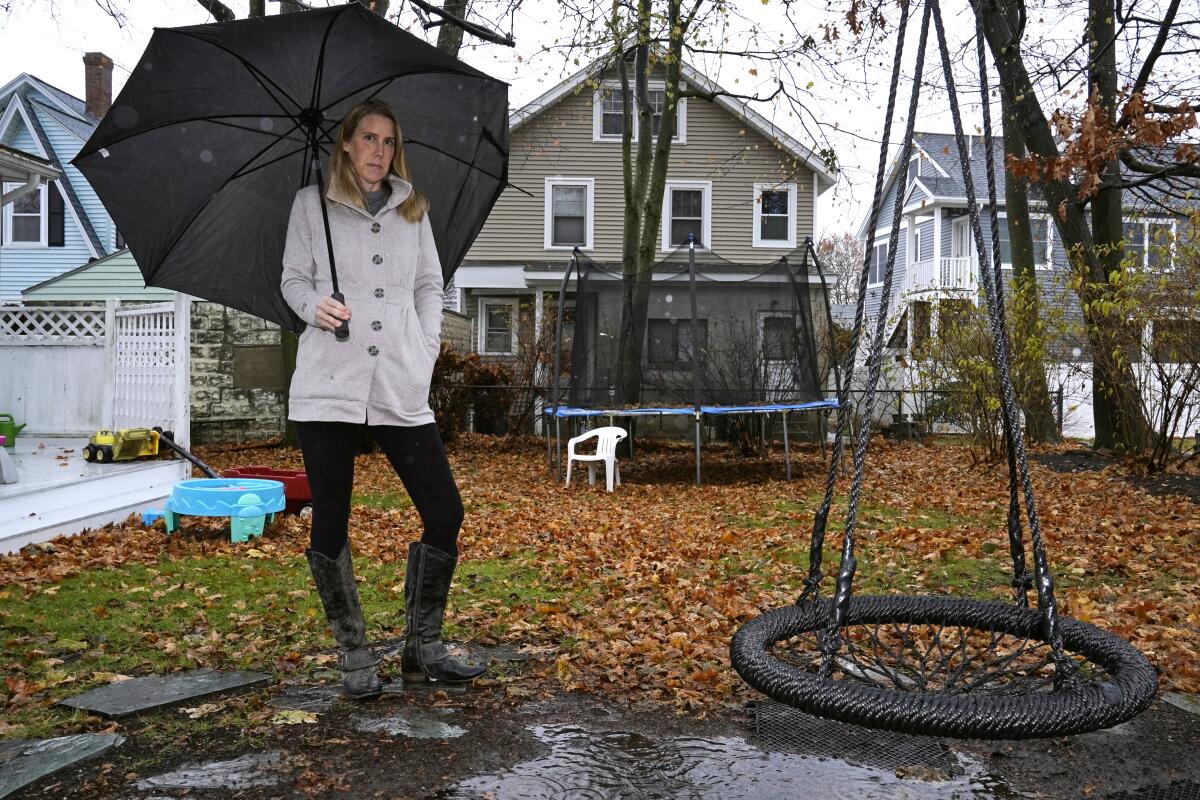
[1101,781,1200,800]
[753,699,958,774]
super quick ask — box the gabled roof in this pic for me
[857,131,1009,237]
[508,51,837,192]
[0,74,91,123]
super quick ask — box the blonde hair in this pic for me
[328,99,429,223]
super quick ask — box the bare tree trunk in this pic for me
[1087,0,1150,451]
[436,0,468,56]
[1000,84,1058,443]
[248,0,264,16]
[616,0,686,406]
[975,0,1150,452]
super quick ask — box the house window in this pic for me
[593,84,685,142]
[869,242,889,285]
[997,215,1050,267]
[544,178,594,250]
[753,183,796,248]
[762,316,797,361]
[912,229,923,263]
[479,299,517,355]
[1124,218,1176,270]
[2,182,47,246]
[647,318,707,365]
[662,181,711,249]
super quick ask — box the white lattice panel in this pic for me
[0,306,106,345]
[113,303,177,430]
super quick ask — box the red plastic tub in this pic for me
[222,466,311,515]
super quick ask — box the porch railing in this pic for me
[903,256,978,294]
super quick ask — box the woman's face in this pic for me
[343,113,397,193]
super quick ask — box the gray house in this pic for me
[450,53,838,412]
[856,131,1196,438]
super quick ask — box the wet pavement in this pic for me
[6,685,1198,799]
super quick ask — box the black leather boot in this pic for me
[306,544,383,699]
[401,542,486,683]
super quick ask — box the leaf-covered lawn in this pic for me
[1,434,1196,738]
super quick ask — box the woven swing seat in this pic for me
[731,595,1157,739]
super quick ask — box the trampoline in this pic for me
[544,237,841,485]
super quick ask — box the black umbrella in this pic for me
[74,4,508,334]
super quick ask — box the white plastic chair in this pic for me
[565,426,627,492]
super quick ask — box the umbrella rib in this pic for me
[403,139,505,181]
[166,29,304,117]
[227,141,313,182]
[308,5,355,119]
[79,114,306,156]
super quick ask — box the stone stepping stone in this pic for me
[59,669,270,718]
[0,733,123,799]
[352,708,467,739]
[1163,693,1200,716]
[135,751,287,791]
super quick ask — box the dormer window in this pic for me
[593,83,686,143]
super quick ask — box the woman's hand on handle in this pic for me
[315,295,351,333]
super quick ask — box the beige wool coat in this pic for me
[281,175,443,426]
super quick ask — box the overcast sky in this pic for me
[1,0,1002,238]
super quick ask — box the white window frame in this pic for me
[478,297,519,356]
[911,228,923,265]
[1122,216,1178,271]
[543,177,595,251]
[867,241,888,287]
[995,211,1054,270]
[661,180,712,251]
[752,182,797,248]
[592,81,687,144]
[2,181,48,248]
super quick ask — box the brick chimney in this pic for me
[82,52,113,119]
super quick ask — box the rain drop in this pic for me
[259,117,274,132]
[143,62,154,71]
[458,135,466,143]
[665,294,673,303]
[1072,347,1082,358]
[405,454,416,464]
[199,150,213,163]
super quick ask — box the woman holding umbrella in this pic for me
[281,99,485,699]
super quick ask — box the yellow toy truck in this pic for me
[83,427,173,464]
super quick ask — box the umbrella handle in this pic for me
[331,291,350,341]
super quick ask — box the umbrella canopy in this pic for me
[74,4,508,333]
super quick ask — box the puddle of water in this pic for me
[134,751,287,791]
[434,724,1020,800]
[353,707,467,739]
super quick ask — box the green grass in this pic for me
[351,489,412,509]
[0,548,570,740]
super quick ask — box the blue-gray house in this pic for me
[855,131,1195,438]
[0,55,119,299]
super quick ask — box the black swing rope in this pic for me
[730,0,1157,739]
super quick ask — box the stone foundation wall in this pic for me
[190,302,286,444]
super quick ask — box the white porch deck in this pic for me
[0,436,188,555]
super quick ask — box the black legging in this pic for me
[295,421,464,559]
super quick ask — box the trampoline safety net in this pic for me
[555,242,834,411]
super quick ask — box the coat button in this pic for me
[372,254,383,265]
[367,345,379,356]
[374,288,384,298]
[370,222,381,233]
[371,321,382,331]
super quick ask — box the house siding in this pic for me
[465,77,816,265]
[33,104,112,250]
[1,87,103,298]
[22,250,173,301]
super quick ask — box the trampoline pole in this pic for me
[784,411,792,480]
[694,411,702,486]
[556,419,566,482]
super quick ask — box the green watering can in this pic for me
[0,414,26,448]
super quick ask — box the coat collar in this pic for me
[325,174,413,217]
